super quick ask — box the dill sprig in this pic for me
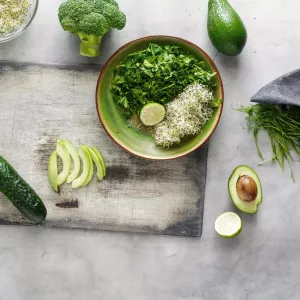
[237,104,300,182]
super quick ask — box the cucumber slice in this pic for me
[87,146,104,181]
[63,140,81,184]
[48,151,58,192]
[91,146,106,177]
[215,212,242,238]
[72,145,91,189]
[82,145,94,186]
[57,139,71,186]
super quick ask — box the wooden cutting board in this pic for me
[0,62,208,237]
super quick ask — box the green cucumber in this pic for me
[72,145,90,189]
[57,139,71,186]
[48,151,58,192]
[63,140,81,184]
[87,146,104,181]
[0,156,47,224]
[82,145,94,186]
[91,146,106,177]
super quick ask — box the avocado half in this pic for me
[228,165,262,214]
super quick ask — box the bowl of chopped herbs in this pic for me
[96,36,224,159]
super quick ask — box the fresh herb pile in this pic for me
[238,104,300,181]
[111,43,217,117]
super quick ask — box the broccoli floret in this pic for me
[58,0,126,57]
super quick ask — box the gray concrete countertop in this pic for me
[1,0,300,299]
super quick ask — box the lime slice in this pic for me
[140,103,166,126]
[214,212,242,238]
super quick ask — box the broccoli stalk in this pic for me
[78,32,103,57]
[58,0,126,57]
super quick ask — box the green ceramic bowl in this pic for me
[96,36,224,160]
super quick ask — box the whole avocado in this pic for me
[207,0,247,56]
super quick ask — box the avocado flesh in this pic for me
[228,166,262,214]
[207,0,247,56]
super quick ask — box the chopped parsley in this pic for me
[111,43,217,117]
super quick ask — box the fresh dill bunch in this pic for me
[237,104,300,182]
[153,83,214,148]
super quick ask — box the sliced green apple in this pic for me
[91,146,106,177]
[72,145,91,189]
[82,145,94,186]
[63,140,81,183]
[57,139,71,186]
[48,150,58,192]
[87,146,104,181]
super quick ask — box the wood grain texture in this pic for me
[0,62,208,237]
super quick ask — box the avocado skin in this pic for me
[208,0,247,56]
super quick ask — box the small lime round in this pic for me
[140,103,166,126]
[214,212,242,238]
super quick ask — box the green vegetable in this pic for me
[48,140,106,189]
[0,156,47,224]
[214,212,242,238]
[72,145,91,188]
[91,146,106,177]
[111,43,217,117]
[57,139,71,186]
[238,104,300,181]
[207,0,247,56]
[63,140,81,184]
[82,145,94,186]
[48,151,58,192]
[58,0,126,57]
[228,165,262,214]
[87,147,105,180]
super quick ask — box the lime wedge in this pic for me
[214,212,242,238]
[140,103,165,126]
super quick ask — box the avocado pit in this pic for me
[236,175,258,202]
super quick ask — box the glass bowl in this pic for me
[0,0,39,43]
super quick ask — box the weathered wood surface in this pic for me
[0,62,208,237]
